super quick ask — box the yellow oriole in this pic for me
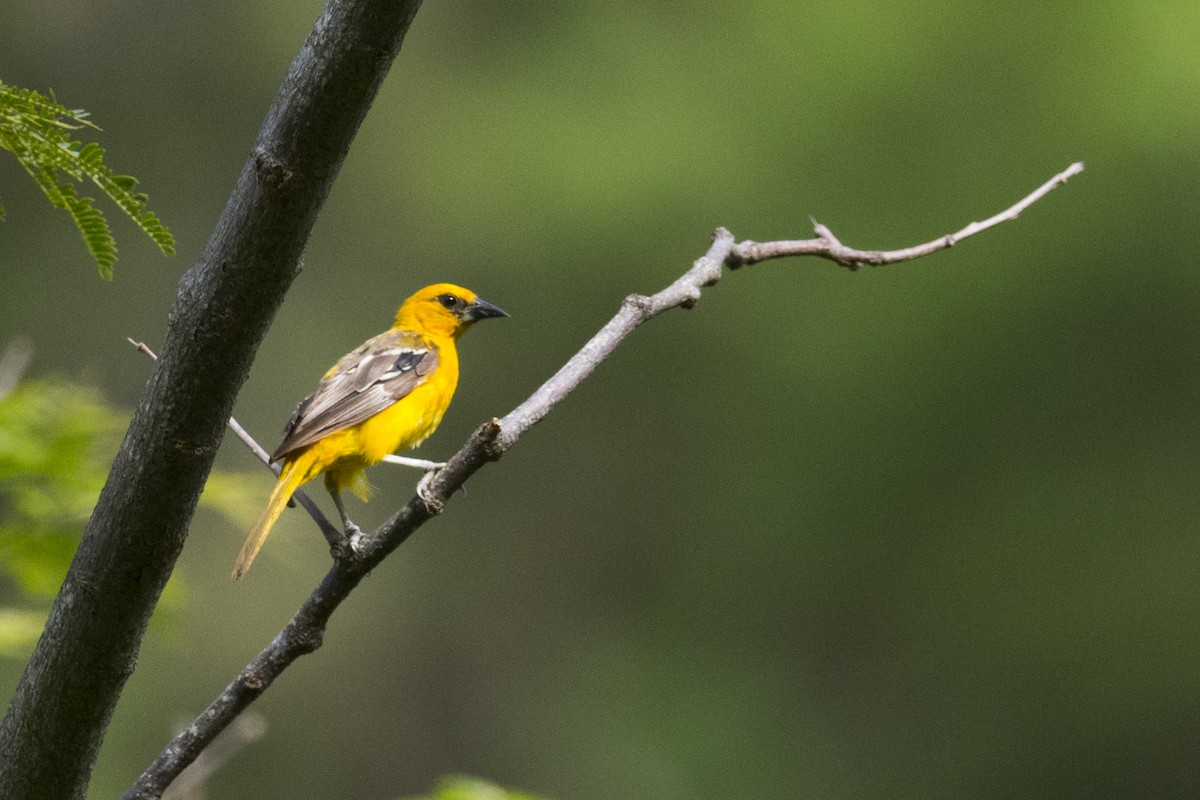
[233,283,508,578]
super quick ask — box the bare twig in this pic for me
[729,161,1084,269]
[127,339,344,551]
[381,454,446,470]
[126,162,1082,799]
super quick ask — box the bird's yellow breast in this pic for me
[355,372,457,461]
[298,340,459,491]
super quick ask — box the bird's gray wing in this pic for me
[271,330,440,461]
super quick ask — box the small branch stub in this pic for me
[478,418,504,459]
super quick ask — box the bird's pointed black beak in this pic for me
[464,296,509,321]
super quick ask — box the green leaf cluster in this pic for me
[0,80,175,279]
[0,358,261,658]
[399,777,551,800]
[0,376,124,656]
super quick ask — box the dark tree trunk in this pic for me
[0,1,424,797]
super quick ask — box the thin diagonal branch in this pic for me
[127,338,344,550]
[127,162,1082,799]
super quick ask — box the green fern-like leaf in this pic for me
[55,181,119,279]
[94,170,177,259]
[0,79,175,279]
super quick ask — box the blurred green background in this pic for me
[3,1,1200,798]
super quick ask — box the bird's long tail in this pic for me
[233,459,308,579]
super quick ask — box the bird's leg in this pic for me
[381,454,448,470]
[328,486,365,552]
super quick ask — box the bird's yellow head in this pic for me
[394,283,509,339]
